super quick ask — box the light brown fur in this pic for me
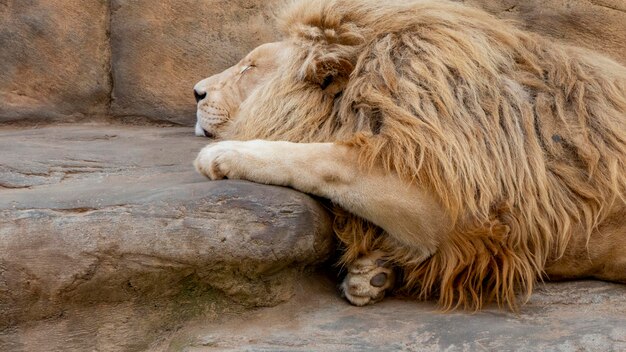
[194,0,626,310]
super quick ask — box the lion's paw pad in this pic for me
[341,252,395,306]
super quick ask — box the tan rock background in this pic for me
[109,0,281,125]
[0,0,624,125]
[463,0,626,67]
[0,0,111,123]
[0,0,281,126]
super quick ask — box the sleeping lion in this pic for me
[193,0,626,310]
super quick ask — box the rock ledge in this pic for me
[0,125,333,329]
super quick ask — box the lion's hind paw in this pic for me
[341,251,395,306]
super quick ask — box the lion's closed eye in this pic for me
[240,65,255,74]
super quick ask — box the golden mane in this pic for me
[225,0,626,310]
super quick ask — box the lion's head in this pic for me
[193,0,371,142]
[193,42,289,138]
[194,0,626,309]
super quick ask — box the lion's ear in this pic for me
[302,55,353,96]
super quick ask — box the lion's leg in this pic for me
[545,207,626,283]
[332,213,397,305]
[590,207,626,283]
[195,140,452,259]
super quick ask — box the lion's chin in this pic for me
[194,121,206,137]
[195,112,227,139]
[194,122,219,139]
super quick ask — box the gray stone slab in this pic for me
[166,277,626,352]
[3,275,625,351]
[0,125,333,329]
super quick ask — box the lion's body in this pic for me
[194,0,626,309]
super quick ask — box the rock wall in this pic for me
[1,0,624,126]
[0,0,281,126]
[0,0,111,123]
[109,0,280,125]
[463,0,626,66]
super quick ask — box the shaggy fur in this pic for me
[214,0,626,310]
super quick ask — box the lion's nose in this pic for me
[194,89,207,103]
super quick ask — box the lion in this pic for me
[192,0,626,310]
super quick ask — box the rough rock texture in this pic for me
[161,278,626,352]
[463,0,626,66]
[109,0,281,125]
[0,0,111,124]
[0,125,334,331]
[3,275,625,351]
[0,0,282,125]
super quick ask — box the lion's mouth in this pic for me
[194,119,220,138]
[196,105,229,139]
[194,120,213,138]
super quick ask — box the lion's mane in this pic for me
[227,0,626,309]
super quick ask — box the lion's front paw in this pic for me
[194,141,242,180]
[341,251,395,306]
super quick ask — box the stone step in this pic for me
[163,278,626,352]
[0,125,333,329]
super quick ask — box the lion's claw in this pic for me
[194,142,241,180]
[341,251,395,306]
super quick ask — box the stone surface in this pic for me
[109,0,282,125]
[161,278,626,352]
[0,125,333,330]
[4,274,624,351]
[0,0,111,124]
[463,0,626,66]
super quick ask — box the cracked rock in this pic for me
[0,125,334,329]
